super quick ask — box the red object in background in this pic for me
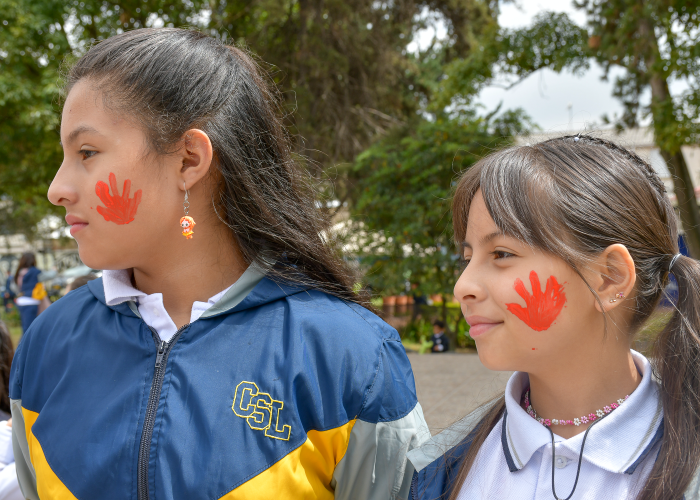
[95,173,143,225]
[383,296,397,306]
[506,271,566,332]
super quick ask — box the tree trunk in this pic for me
[659,149,700,257]
[641,19,700,257]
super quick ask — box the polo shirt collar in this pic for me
[501,350,663,475]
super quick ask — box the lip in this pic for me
[65,214,88,236]
[465,315,503,338]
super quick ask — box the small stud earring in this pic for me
[609,292,625,303]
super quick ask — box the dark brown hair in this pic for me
[449,135,700,499]
[14,252,36,285]
[65,28,361,305]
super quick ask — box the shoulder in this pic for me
[280,290,417,422]
[10,283,116,398]
[285,289,399,343]
[25,284,101,334]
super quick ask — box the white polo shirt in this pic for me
[456,350,662,500]
[102,266,264,342]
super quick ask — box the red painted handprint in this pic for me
[95,173,142,225]
[505,271,566,331]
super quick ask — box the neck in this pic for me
[132,216,246,329]
[527,338,641,439]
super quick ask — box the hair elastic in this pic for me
[669,253,682,273]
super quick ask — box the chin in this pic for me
[475,344,517,372]
[77,243,128,271]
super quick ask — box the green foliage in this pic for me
[350,110,528,296]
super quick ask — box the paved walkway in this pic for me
[407,352,511,433]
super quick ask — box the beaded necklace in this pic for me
[522,388,629,427]
[520,387,631,500]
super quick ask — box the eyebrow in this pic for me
[462,231,505,249]
[60,125,102,147]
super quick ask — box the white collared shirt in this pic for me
[102,267,262,342]
[456,350,663,500]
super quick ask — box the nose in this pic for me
[47,160,79,207]
[453,264,487,306]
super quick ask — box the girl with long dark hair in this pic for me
[408,136,700,499]
[13,253,42,334]
[10,28,428,500]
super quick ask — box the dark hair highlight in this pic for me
[449,135,700,500]
[65,28,361,305]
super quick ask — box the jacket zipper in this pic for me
[137,323,190,500]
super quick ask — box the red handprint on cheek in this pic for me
[95,173,142,225]
[505,271,566,331]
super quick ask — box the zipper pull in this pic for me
[155,340,166,368]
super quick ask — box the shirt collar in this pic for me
[102,269,146,306]
[502,350,663,475]
[102,269,234,311]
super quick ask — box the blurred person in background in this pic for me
[430,320,449,353]
[2,273,14,315]
[13,253,44,334]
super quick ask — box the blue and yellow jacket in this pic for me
[10,271,429,499]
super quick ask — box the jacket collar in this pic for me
[501,350,663,475]
[87,262,312,319]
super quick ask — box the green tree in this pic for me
[581,0,700,257]
[349,108,532,321]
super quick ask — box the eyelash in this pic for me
[79,149,97,160]
[460,250,514,269]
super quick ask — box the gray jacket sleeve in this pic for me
[10,399,39,500]
[331,402,430,500]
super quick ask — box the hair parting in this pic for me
[447,135,700,500]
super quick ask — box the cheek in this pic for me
[504,270,567,332]
[94,172,143,225]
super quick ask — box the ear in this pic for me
[591,244,636,313]
[178,129,214,191]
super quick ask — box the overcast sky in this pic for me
[409,0,630,132]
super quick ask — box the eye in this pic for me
[459,257,471,271]
[79,149,97,161]
[492,250,515,260]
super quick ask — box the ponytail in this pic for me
[639,255,700,499]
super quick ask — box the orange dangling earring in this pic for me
[180,182,196,240]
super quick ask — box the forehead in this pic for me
[465,191,499,242]
[62,80,106,128]
[60,80,133,143]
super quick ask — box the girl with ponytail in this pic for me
[407,135,700,499]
